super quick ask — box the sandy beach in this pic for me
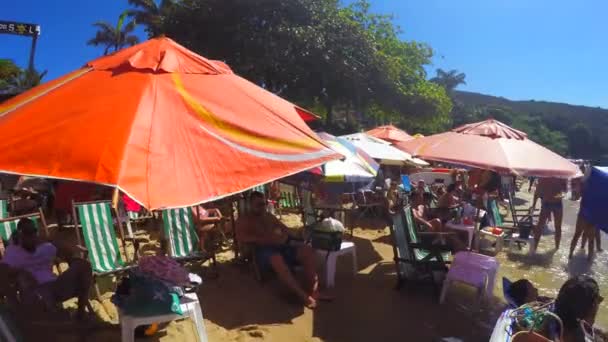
[15,189,608,341]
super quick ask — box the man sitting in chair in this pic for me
[0,218,93,322]
[236,191,320,309]
[412,193,465,251]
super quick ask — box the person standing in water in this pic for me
[531,177,568,253]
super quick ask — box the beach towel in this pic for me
[122,194,141,213]
[138,255,190,286]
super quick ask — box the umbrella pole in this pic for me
[229,200,238,259]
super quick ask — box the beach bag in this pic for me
[310,217,344,252]
[113,270,182,317]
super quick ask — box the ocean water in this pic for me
[493,193,608,329]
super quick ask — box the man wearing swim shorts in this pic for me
[531,177,568,252]
[236,191,320,308]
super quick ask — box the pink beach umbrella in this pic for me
[395,119,580,178]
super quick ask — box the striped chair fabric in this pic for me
[162,208,200,258]
[75,201,125,274]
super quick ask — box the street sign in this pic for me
[0,21,40,36]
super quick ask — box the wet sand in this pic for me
[494,190,608,330]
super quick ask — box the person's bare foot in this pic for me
[304,296,317,309]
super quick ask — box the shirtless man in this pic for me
[410,180,426,208]
[412,198,442,232]
[412,193,465,251]
[236,191,320,308]
[437,184,460,209]
[531,177,568,252]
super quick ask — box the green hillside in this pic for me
[451,90,608,161]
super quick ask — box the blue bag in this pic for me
[113,270,182,317]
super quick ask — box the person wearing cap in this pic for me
[0,218,92,321]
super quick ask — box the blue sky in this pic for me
[2,0,608,107]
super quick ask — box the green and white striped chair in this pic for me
[72,200,133,292]
[389,206,451,291]
[0,210,47,248]
[162,208,213,264]
[0,199,9,219]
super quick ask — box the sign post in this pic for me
[0,20,41,72]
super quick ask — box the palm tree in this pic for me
[127,0,174,38]
[87,10,140,55]
[431,69,466,93]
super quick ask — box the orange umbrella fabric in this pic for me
[366,124,413,143]
[395,119,580,178]
[0,37,340,209]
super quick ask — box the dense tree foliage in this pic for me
[453,91,608,160]
[128,0,451,130]
[127,0,175,37]
[87,10,139,55]
[0,59,47,95]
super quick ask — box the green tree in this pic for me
[87,10,139,55]
[11,68,48,92]
[0,60,47,94]
[0,59,21,93]
[568,123,593,158]
[156,0,451,127]
[127,0,174,37]
[431,68,466,93]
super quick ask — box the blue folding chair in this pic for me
[401,175,412,192]
[502,277,518,308]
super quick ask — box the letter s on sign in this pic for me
[8,24,14,31]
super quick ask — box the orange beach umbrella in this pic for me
[395,119,580,178]
[366,124,413,143]
[0,37,340,209]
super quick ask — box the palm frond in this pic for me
[91,21,116,34]
[124,35,140,46]
[127,0,158,12]
[123,20,138,34]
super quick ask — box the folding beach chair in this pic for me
[0,199,8,219]
[279,184,301,211]
[0,304,21,342]
[502,277,518,308]
[161,207,215,266]
[72,200,136,298]
[389,205,452,293]
[0,209,49,257]
[487,198,534,252]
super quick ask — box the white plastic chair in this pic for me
[119,292,208,342]
[440,252,499,308]
[315,241,358,288]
